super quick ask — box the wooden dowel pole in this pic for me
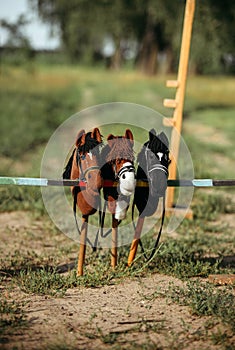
[127,217,145,266]
[77,216,88,276]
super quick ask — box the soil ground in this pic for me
[0,211,234,350]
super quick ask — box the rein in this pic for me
[100,200,122,238]
[139,196,165,261]
[131,194,166,262]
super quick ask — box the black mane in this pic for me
[78,132,103,155]
[63,148,76,179]
[63,132,103,180]
[138,131,169,169]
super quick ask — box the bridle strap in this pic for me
[77,150,100,182]
[145,146,168,177]
[83,165,100,179]
[132,194,166,262]
[113,162,135,180]
[139,195,165,261]
[117,164,135,178]
[99,200,122,238]
[148,164,168,176]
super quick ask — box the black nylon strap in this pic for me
[132,195,166,262]
[100,200,122,238]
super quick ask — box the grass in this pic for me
[2,191,233,292]
[168,280,235,331]
[140,275,235,347]
[0,65,234,213]
[0,64,235,348]
[0,298,27,342]
[0,83,79,159]
[0,65,234,278]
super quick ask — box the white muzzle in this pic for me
[118,162,136,197]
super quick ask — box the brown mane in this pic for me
[102,137,134,164]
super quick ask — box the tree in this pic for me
[132,0,185,74]
[30,0,235,75]
[30,0,115,62]
[191,0,235,74]
[0,14,34,64]
[1,15,32,47]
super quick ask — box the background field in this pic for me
[0,64,235,349]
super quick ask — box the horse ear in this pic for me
[75,129,85,147]
[91,127,102,143]
[125,129,134,145]
[158,131,169,148]
[107,134,115,147]
[107,134,114,140]
[149,128,156,141]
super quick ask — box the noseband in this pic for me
[113,161,135,181]
[116,163,135,180]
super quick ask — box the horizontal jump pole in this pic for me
[0,177,235,188]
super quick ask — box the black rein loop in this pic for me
[132,195,166,262]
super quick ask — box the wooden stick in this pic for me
[77,216,88,276]
[111,215,118,268]
[127,217,145,266]
[165,0,196,209]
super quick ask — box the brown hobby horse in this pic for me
[101,129,136,267]
[63,128,103,276]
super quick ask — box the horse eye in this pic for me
[122,174,126,179]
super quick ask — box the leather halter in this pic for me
[145,146,169,177]
[117,163,135,179]
[76,151,100,183]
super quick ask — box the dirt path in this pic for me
[6,275,216,349]
[1,273,226,350]
[0,212,234,350]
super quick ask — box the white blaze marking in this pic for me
[157,152,163,161]
[87,152,93,160]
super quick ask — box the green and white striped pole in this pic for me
[0,176,235,187]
